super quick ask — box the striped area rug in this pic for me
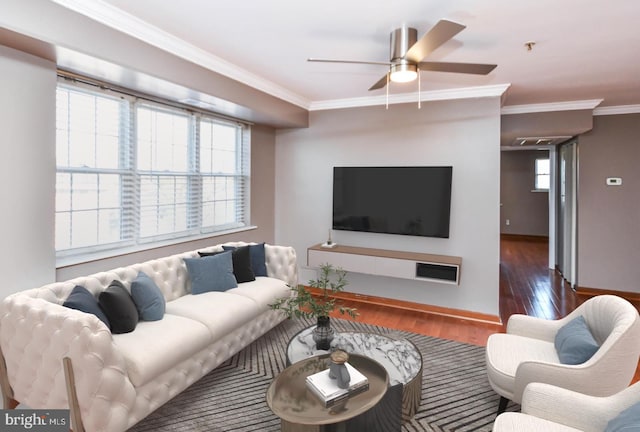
[129,317,517,431]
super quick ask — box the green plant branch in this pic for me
[270,263,358,320]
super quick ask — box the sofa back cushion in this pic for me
[18,242,297,307]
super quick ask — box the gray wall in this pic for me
[275,98,502,316]
[0,46,57,299]
[577,113,640,293]
[500,150,550,236]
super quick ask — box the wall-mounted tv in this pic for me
[332,166,453,238]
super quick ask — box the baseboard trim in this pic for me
[576,286,640,303]
[500,234,549,242]
[306,287,503,326]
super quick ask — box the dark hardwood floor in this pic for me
[499,235,581,321]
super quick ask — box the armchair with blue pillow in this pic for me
[486,295,640,415]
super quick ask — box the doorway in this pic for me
[556,139,578,288]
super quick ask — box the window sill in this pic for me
[531,189,549,193]
[56,225,258,269]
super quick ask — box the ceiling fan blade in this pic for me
[308,58,390,66]
[418,61,497,75]
[405,19,466,62]
[368,73,390,91]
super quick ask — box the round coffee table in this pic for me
[266,353,389,431]
[287,327,423,420]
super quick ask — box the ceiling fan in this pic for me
[308,19,497,91]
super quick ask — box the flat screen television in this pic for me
[332,166,453,238]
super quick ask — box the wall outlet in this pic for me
[506,219,510,226]
[606,177,622,186]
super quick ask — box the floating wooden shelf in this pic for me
[307,244,462,285]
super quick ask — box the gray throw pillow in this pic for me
[185,251,238,294]
[554,315,600,365]
[222,243,268,277]
[605,400,640,432]
[63,285,111,329]
[131,271,166,321]
[208,245,255,283]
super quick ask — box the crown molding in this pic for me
[50,0,311,109]
[309,84,511,111]
[593,104,640,116]
[501,99,603,115]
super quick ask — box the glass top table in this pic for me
[266,353,389,428]
[287,326,423,420]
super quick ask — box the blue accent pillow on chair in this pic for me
[605,400,640,432]
[554,315,600,365]
[131,271,166,321]
[63,285,111,329]
[185,251,238,294]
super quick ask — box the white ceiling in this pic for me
[56,0,640,110]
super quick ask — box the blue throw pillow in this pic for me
[185,251,238,294]
[131,271,166,321]
[605,400,640,432]
[204,246,255,283]
[223,243,268,277]
[63,285,110,329]
[554,315,600,365]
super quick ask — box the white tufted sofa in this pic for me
[0,242,297,432]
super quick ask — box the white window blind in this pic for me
[136,103,193,242]
[55,79,250,259]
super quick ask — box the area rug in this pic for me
[128,317,517,431]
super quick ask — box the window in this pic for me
[535,158,550,190]
[55,79,250,259]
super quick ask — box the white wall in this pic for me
[0,46,57,298]
[275,98,502,316]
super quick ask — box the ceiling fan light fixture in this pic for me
[390,63,418,83]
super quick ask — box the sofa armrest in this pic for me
[522,382,640,432]
[265,244,298,288]
[0,294,136,432]
[513,349,636,405]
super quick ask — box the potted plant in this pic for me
[270,263,358,349]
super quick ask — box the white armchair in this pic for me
[493,381,640,432]
[486,295,640,413]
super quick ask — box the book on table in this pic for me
[305,362,369,407]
